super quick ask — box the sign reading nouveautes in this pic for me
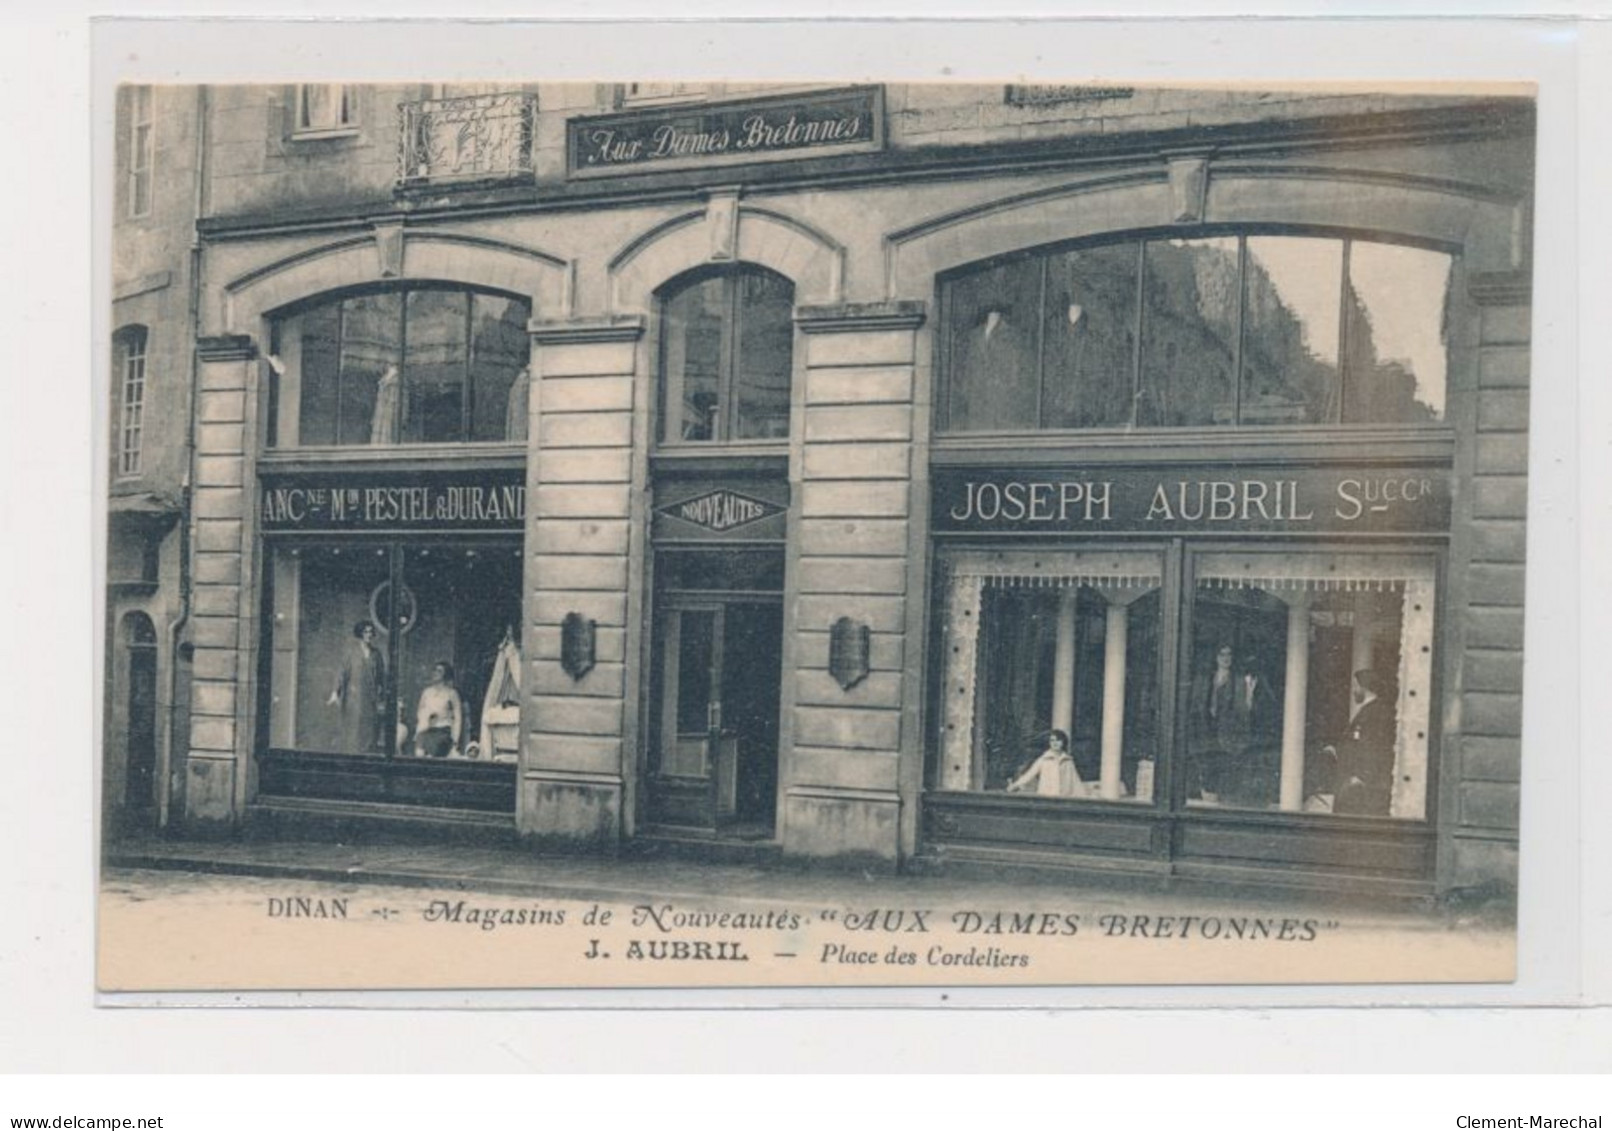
[932,465,1450,535]
[570,87,883,176]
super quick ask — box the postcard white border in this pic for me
[3,2,1604,1071]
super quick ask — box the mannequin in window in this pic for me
[414,660,463,759]
[328,620,387,754]
[1226,653,1282,805]
[1005,729,1081,797]
[1189,643,1237,802]
[1324,667,1397,817]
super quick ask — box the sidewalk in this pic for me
[102,829,1502,932]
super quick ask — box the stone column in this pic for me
[787,301,925,867]
[185,334,259,832]
[519,317,644,850]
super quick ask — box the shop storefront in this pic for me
[919,231,1460,888]
[172,83,1531,898]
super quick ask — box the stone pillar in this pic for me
[185,334,259,833]
[787,301,925,867]
[1442,270,1529,893]
[520,317,644,851]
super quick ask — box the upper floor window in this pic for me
[939,233,1454,433]
[269,286,530,449]
[657,267,794,444]
[115,326,148,477]
[295,84,357,136]
[125,85,154,218]
[621,83,710,106]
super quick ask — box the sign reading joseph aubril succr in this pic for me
[570,87,883,175]
[932,466,1451,535]
[259,470,526,532]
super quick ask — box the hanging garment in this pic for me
[479,635,523,763]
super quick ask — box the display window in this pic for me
[1184,550,1435,820]
[938,231,1452,433]
[268,286,530,449]
[263,541,523,765]
[934,544,1438,826]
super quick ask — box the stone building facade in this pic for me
[133,82,1533,898]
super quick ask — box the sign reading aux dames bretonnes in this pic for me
[259,469,526,533]
[570,86,883,176]
[932,466,1451,536]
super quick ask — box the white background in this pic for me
[2,0,1608,1101]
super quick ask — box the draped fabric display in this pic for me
[478,633,522,763]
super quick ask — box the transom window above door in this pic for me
[268,286,531,449]
[939,233,1455,433]
[657,266,795,445]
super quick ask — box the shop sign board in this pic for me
[931,464,1451,536]
[653,482,789,541]
[259,468,526,533]
[569,86,884,177]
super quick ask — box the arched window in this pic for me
[939,232,1454,433]
[114,325,148,477]
[269,285,531,448]
[657,266,794,444]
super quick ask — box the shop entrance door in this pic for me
[652,598,783,835]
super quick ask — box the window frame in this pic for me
[115,326,148,478]
[292,84,359,138]
[126,85,154,219]
[655,265,797,448]
[935,225,1458,435]
[268,283,532,451]
[928,534,1447,829]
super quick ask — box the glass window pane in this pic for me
[733,271,794,440]
[944,259,1043,431]
[295,304,342,446]
[939,550,1164,804]
[337,292,403,445]
[1138,237,1240,427]
[1189,552,1435,819]
[398,546,523,760]
[675,611,716,735]
[661,277,726,441]
[1041,243,1139,428]
[659,550,786,592]
[272,545,394,755]
[1343,244,1452,423]
[1241,237,1343,425]
[403,290,469,443]
[469,294,530,442]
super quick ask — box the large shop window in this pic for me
[937,547,1435,822]
[264,542,523,764]
[269,287,531,449]
[940,234,1452,432]
[657,267,794,444]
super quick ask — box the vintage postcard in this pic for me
[99,72,1535,993]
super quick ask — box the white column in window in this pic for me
[940,574,984,792]
[1351,594,1377,676]
[1050,587,1079,743]
[1094,587,1146,801]
[1277,591,1312,812]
